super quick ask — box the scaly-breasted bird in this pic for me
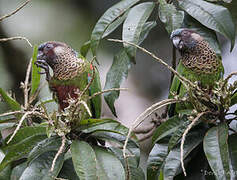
[168,28,224,116]
[35,41,101,121]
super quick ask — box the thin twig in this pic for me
[88,88,129,100]
[23,59,32,109]
[108,39,197,91]
[7,111,31,144]
[223,71,237,90]
[0,0,31,22]
[0,110,22,117]
[78,100,92,117]
[122,98,184,177]
[50,136,66,172]
[0,36,32,47]
[180,112,206,176]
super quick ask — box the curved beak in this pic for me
[172,36,181,49]
[35,50,47,67]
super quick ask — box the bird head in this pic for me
[170,28,203,53]
[36,41,77,69]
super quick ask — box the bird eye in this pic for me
[45,44,53,50]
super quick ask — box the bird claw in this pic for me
[35,60,51,81]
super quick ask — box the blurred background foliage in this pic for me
[0,0,236,126]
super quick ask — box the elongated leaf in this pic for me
[109,147,144,180]
[228,134,237,179]
[158,0,184,34]
[0,134,47,172]
[138,21,157,44]
[230,90,237,106]
[104,50,131,116]
[123,2,155,62]
[80,41,91,57]
[58,158,79,180]
[147,143,168,180]
[163,129,205,179]
[203,123,230,180]
[168,120,191,152]
[93,146,125,180]
[178,0,235,50]
[152,115,184,145]
[11,162,27,180]
[30,45,40,96]
[90,67,102,118]
[27,136,64,163]
[19,151,64,180]
[4,126,46,147]
[183,14,221,55]
[81,11,128,58]
[82,120,130,137]
[0,88,21,111]
[91,131,138,149]
[90,0,140,56]
[104,20,156,116]
[71,140,97,179]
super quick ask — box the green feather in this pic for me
[168,57,224,116]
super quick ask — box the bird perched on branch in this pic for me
[35,41,101,122]
[168,28,224,116]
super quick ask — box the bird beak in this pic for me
[35,51,47,67]
[172,36,181,49]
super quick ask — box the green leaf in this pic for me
[158,0,184,34]
[82,120,131,138]
[147,143,168,180]
[90,67,102,118]
[58,158,79,180]
[168,120,191,152]
[152,115,184,145]
[203,123,230,180]
[4,126,46,147]
[30,45,41,96]
[228,134,237,179]
[104,50,131,116]
[11,162,27,180]
[90,0,140,57]
[0,134,47,172]
[80,41,91,57]
[0,88,21,111]
[19,151,64,180]
[104,20,156,117]
[93,146,125,180]
[0,165,11,180]
[122,2,155,62]
[77,118,115,131]
[163,129,205,179]
[230,91,237,106]
[71,140,97,179]
[109,147,145,180]
[183,14,221,55]
[103,11,129,38]
[91,131,138,149]
[138,21,157,44]
[27,136,64,163]
[178,0,236,51]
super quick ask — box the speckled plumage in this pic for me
[168,29,224,116]
[36,41,101,119]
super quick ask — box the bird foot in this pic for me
[35,60,51,81]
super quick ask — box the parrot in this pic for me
[168,28,224,117]
[35,41,102,124]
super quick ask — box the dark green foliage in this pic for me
[0,0,237,179]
